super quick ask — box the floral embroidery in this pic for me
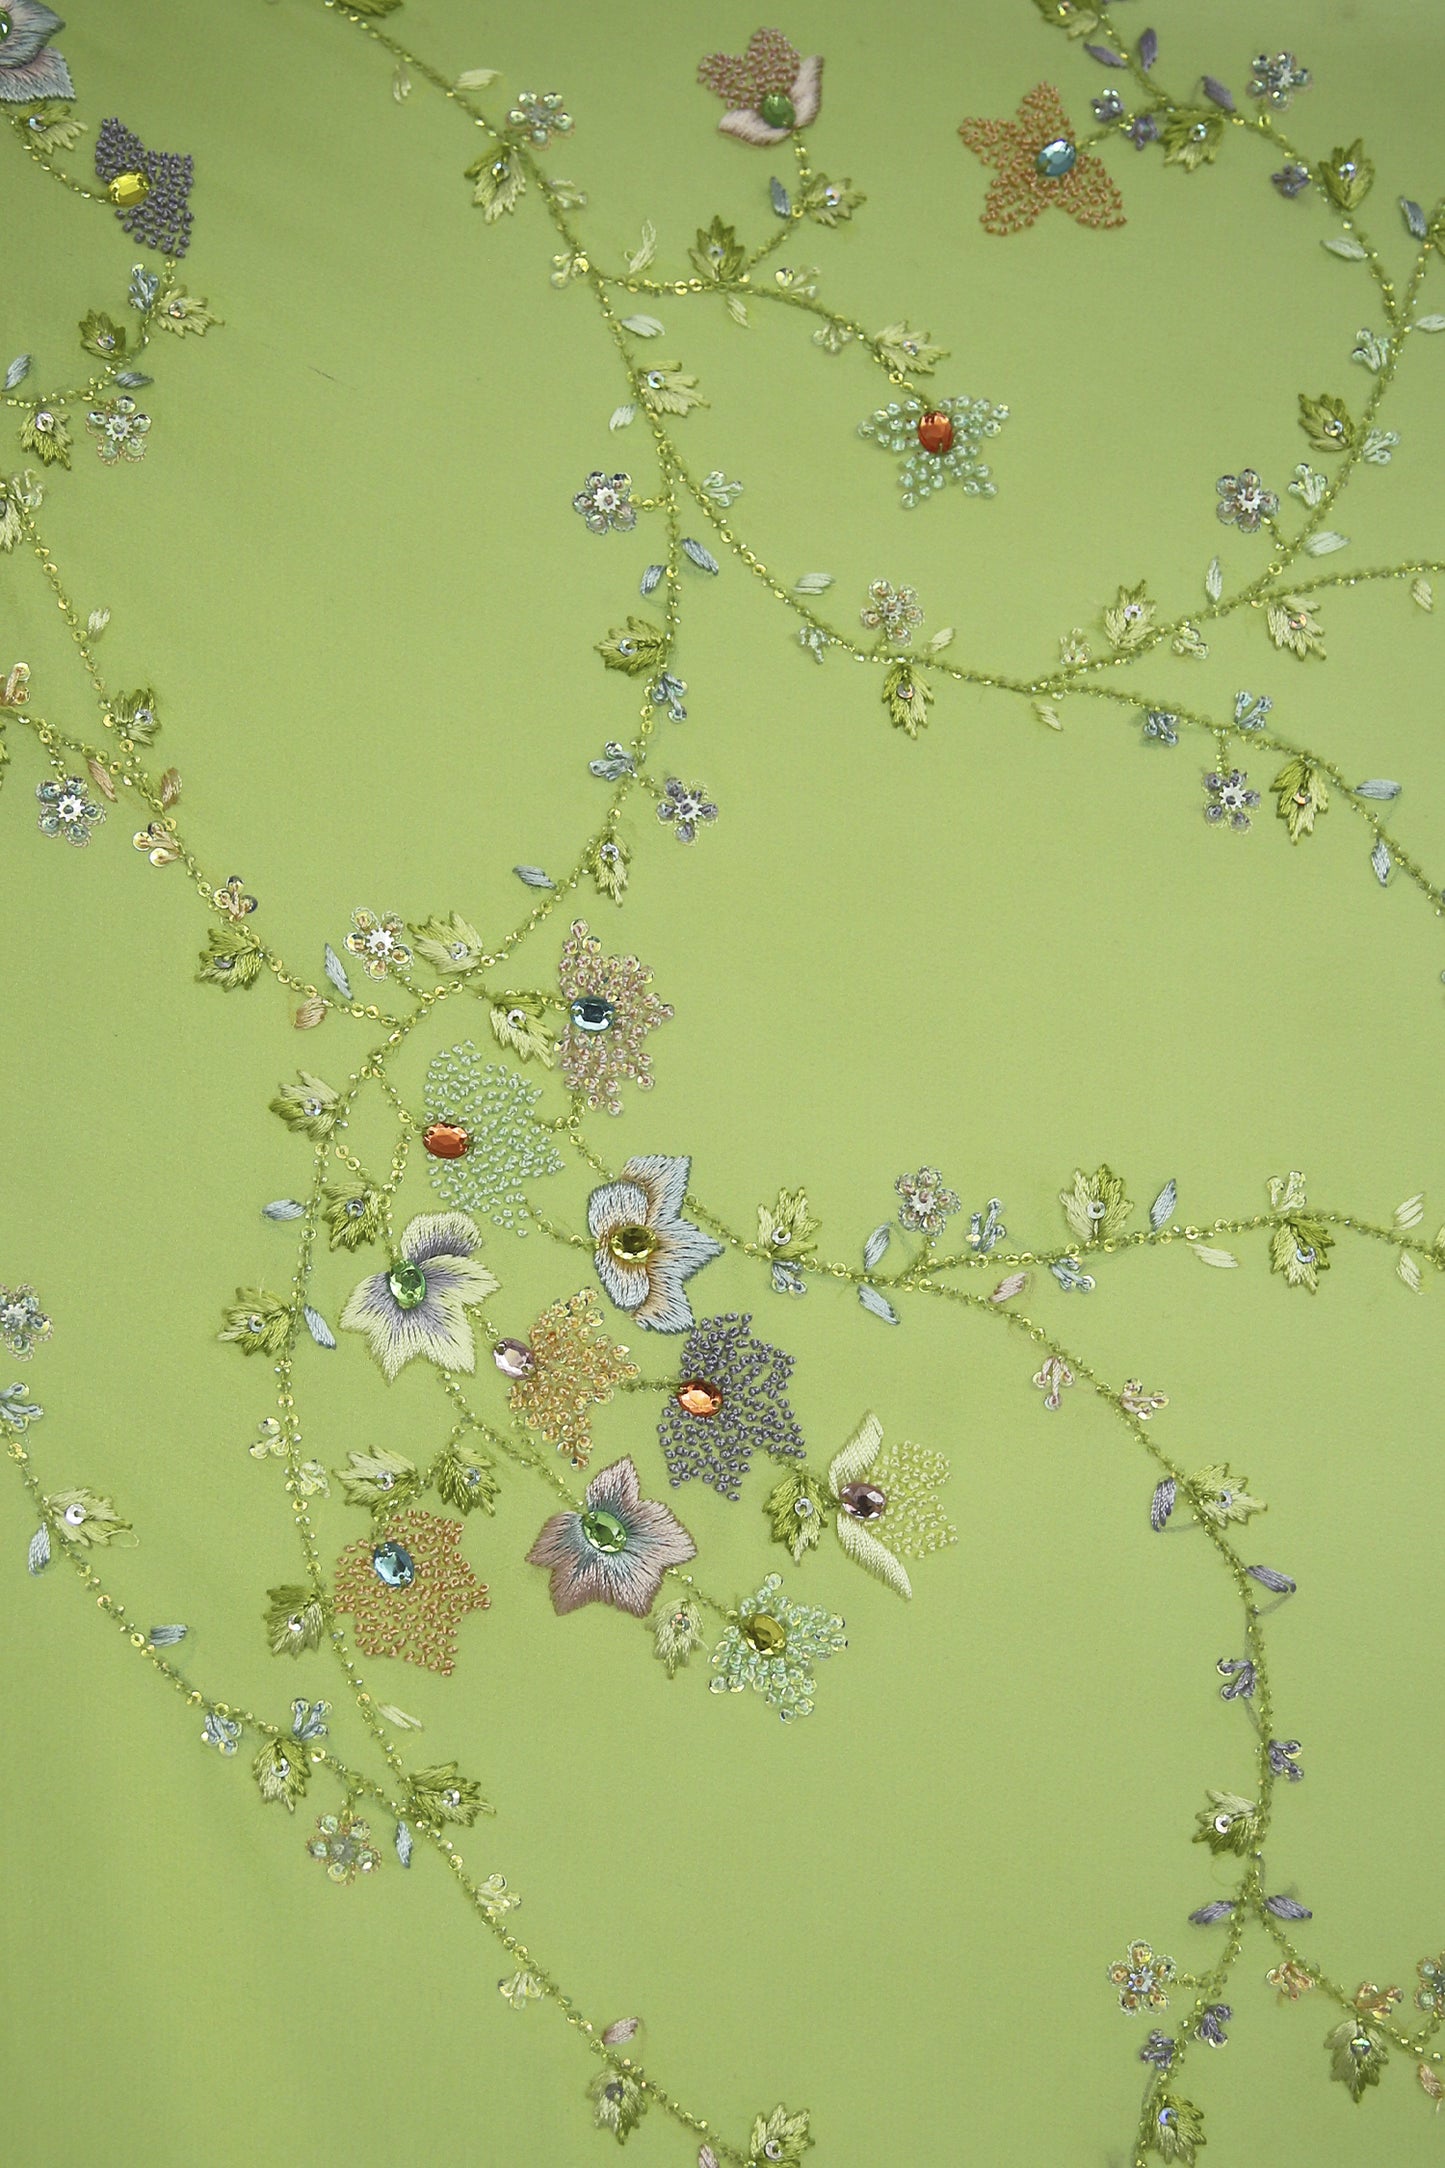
[498,1968,544,2009]
[1272,756,1329,840]
[321,1182,386,1250]
[270,1070,338,1138]
[1215,468,1278,532]
[1203,769,1261,831]
[859,580,923,643]
[655,775,718,842]
[0,0,73,102]
[709,1573,846,1720]
[1249,52,1310,109]
[345,907,412,979]
[506,90,571,146]
[422,1043,565,1228]
[507,1288,639,1467]
[307,1809,381,1883]
[94,117,195,256]
[333,1510,489,1673]
[855,395,1008,510]
[1326,2017,1388,2101]
[339,1212,499,1380]
[1109,1940,1177,2014]
[746,2104,814,2166]
[0,1284,51,1358]
[589,2067,647,2141]
[821,1413,956,1599]
[757,1187,820,1293]
[1150,2096,1207,2162]
[1267,1959,1315,2001]
[636,361,706,418]
[959,84,1125,234]
[697,28,822,148]
[588,1154,723,1332]
[1417,1955,1445,2015]
[35,774,103,844]
[656,1312,805,1499]
[895,1166,961,1235]
[1193,1790,1261,1856]
[526,1455,696,1617]
[85,396,150,463]
[573,470,636,535]
[557,918,671,1115]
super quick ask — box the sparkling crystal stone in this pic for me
[107,171,151,208]
[387,1261,427,1310]
[758,91,796,129]
[580,1507,630,1554]
[63,1504,86,1525]
[675,1378,724,1418]
[492,1337,536,1379]
[608,1223,658,1264]
[839,1481,888,1521]
[916,410,955,455]
[1035,137,1078,177]
[569,995,614,1032]
[742,1612,787,1654]
[423,1122,471,1159]
[371,1541,416,1588]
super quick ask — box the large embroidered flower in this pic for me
[0,1283,51,1358]
[0,1,74,101]
[333,1509,490,1673]
[959,84,1125,235]
[656,1312,805,1499]
[588,1154,723,1333]
[709,1573,846,1720]
[339,1212,498,1380]
[36,774,104,844]
[697,28,822,147]
[822,1411,957,1599]
[506,1288,639,1467]
[557,918,672,1116]
[526,1455,696,1617]
[94,117,195,257]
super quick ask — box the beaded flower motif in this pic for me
[526,1455,696,1617]
[36,775,104,845]
[94,116,195,257]
[507,1288,639,1467]
[588,1156,723,1333]
[895,1166,961,1236]
[1203,769,1260,831]
[859,580,922,643]
[959,84,1125,235]
[333,1509,489,1673]
[0,0,73,101]
[557,918,672,1116]
[307,1810,381,1885]
[857,397,1008,510]
[421,1044,564,1229]
[822,1411,957,1600]
[656,776,718,844]
[1216,468,1279,533]
[345,907,411,980]
[709,1573,846,1720]
[339,1212,499,1380]
[85,396,150,463]
[573,471,636,534]
[697,28,822,148]
[1108,1940,1177,2013]
[656,1312,806,1499]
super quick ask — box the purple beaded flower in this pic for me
[0,1,73,101]
[656,776,718,844]
[95,116,194,257]
[1203,769,1260,831]
[1272,163,1310,198]
[657,1312,806,1499]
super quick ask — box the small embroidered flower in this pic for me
[157,287,220,336]
[1216,1656,1256,1700]
[959,84,1125,234]
[527,1455,697,1617]
[656,1312,805,1499]
[0,1381,42,1433]
[856,395,1008,510]
[0,1285,52,1360]
[333,1510,490,1673]
[201,1711,242,1754]
[1215,468,1278,532]
[1104,582,1155,650]
[212,874,257,920]
[506,90,572,145]
[1203,769,1260,831]
[0,0,73,101]
[1268,1959,1315,2001]
[218,1288,290,1356]
[1033,1356,1074,1408]
[1272,162,1311,197]
[1140,2032,1176,2070]
[655,775,718,843]
[85,396,150,464]
[345,907,412,980]
[19,405,70,467]
[697,28,822,147]
[895,1166,961,1235]
[94,116,195,256]
[508,1287,639,1468]
[557,918,672,1115]
[1196,2004,1232,2047]
[757,1188,820,1279]
[1162,112,1224,171]
[709,1572,846,1719]
[498,1969,544,2010]
[36,774,104,845]
[1268,1738,1304,1781]
[883,661,933,737]
[588,1154,723,1333]
[1417,1955,1445,2016]
[1143,710,1179,745]
[573,470,636,535]
[648,671,687,722]
[1248,51,1310,108]
[1092,90,1124,121]
[860,579,923,642]
[339,1212,499,1381]
[1326,2016,1388,2101]
[1193,1790,1260,1855]
[1108,1940,1177,2014]
[78,311,128,361]
[269,1070,339,1138]
[307,1810,381,1885]
[822,1411,957,1599]
[1126,113,1160,150]
[1298,392,1355,454]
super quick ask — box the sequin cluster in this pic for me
[332,1509,489,1673]
[94,117,195,257]
[556,918,672,1116]
[656,1312,806,1499]
[422,1043,565,1228]
[508,1288,639,1467]
[856,396,1008,508]
[959,84,1125,234]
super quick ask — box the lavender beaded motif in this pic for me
[95,117,194,258]
[656,1312,806,1500]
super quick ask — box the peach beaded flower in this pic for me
[959,84,1125,235]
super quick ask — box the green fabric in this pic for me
[3,2,1442,2162]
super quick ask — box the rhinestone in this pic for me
[758,91,796,129]
[675,1378,723,1418]
[492,1338,536,1379]
[570,995,614,1032]
[580,1507,630,1554]
[423,1122,471,1159]
[371,1541,416,1588]
[107,171,151,208]
[1035,137,1077,177]
[608,1223,658,1264]
[387,1261,427,1309]
[839,1481,888,1521]
[916,410,955,455]
[742,1612,787,1654]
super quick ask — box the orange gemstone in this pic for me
[423,1123,471,1160]
[917,410,954,455]
[676,1379,724,1418]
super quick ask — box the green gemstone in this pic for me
[580,1507,630,1555]
[742,1612,787,1655]
[1035,137,1078,178]
[387,1261,427,1310]
[758,91,796,129]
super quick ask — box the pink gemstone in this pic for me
[839,1481,887,1521]
[492,1338,535,1379]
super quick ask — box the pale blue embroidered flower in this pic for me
[0,1381,43,1430]
[0,1284,51,1356]
[588,1153,723,1331]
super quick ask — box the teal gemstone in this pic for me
[570,996,614,1033]
[758,91,796,129]
[580,1507,630,1555]
[372,1542,415,1588]
[387,1260,427,1310]
[1035,137,1078,178]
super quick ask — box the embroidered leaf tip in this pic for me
[1149,1180,1177,1231]
[858,1284,899,1324]
[1150,1479,1176,1531]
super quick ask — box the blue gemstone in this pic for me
[372,1541,415,1589]
[1035,137,1078,178]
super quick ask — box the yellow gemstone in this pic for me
[742,1612,787,1655]
[608,1223,658,1264]
[108,171,151,208]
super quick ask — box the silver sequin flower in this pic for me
[507,91,572,145]
[573,471,637,534]
[895,1167,961,1236]
[1216,468,1279,533]
[1203,769,1260,832]
[656,776,718,843]
[859,579,923,642]
[36,775,105,845]
[85,396,150,464]
[1248,52,1310,110]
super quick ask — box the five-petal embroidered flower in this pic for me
[526,1455,696,1616]
[345,907,412,980]
[94,117,195,256]
[822,1412,957,1598]
[697,28,822,147]
[588,1154,723,1332]
[860,579,923,643]
[1109,1940,1177,2013]
[656,1312,806,1498]
[0,0,74,101]
[0,1284,52,1359]
[655,776,718,844]
[1249,52,1310,108]
[307,1809,381,1884]
[709,1572,846,1719]
[557,918,672,1115]
[1203,769,1260,831]
[573,470,637,535]
[895,1166,961,1235]
[36,774,104,844]
[506,90,572,146]
[339,1212,499,1380]
[959,84,1125,234]
[85,396,150,463]
[1215,468,1278,532]
[333,1509,490,1673]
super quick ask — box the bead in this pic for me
[608,1223,658,1264]
[570,995,614,1033]
[741,1612,787,1654]
[372,1542,416,1588]
[758,91,796,129]
[492,1337,536,1379]
[839,1481,888,1521]
[1035,137,1077,177]
[423,1122,471,1159]
[387,1261,427,1309]
[675,1378,724,1418]
[107,171,151,208]
[916,410,955,456]
[580,1507,630,1554]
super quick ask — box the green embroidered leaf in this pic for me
[874,322,947,374]
[410,911,485,973]
[336,1447,423,1509]
[883,658,933,737]
[1297,392,1355,453]
[466,151,526,220]
[269,1070,339,1137]
[1190,1464,1266,1525]
[19,406,71,467]
[587,835,630,902]
[1161,111,1223,169]
[111,686,160,743]
[488,995,556,1064]
[79,311,127,361]
[264,1584,326,1656]
[433,1436,500,1514]
[1272,756,1329,838]
[155,287,221,337]
[1326,2018,1388,2099]
[407,1762,492,1825]
[758,1187,819,1262]
[218,1288,291,1355]
[1270,1216,1334,1290]
[197,925,264,989]
[764,1467,831,1561]
[689,215,746,283]
[636,361,707,417]
[650,1595,706,1675]
[45,1488,132,1548]
[747,2105,814,2167]
[1031,0,1100,33]
[1266,595,1326,659]
[802,174,865,226]
[1318,140,1374,211]
[596,615,667,674]
[588,2067,647,2142]
[1103,583,1156,650]
[1059,1165,1131,1245]
[1193,1789,1260,1856]
[252,1737,309,1813]
[10,101,83,153]
[1149,2096,1207,2164]
[321,1181,386,1251]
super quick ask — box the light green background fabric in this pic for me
[2,1,1441,2162]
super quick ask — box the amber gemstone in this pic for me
[839,1481,888,1521]
[742,1612,787,1655]
[108,171,151,208]
[917,410,954,456]
[675,1379,724,1418]
[423,1122,471,1160]
[608,1223,658,1264]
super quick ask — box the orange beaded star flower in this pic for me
[959,84,1125,236]
[508,1288,639,1467]
[333,1509,489,1674]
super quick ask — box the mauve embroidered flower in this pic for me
[697,28,822,148]
[527,1455,696,1616]
[0,0,73,102]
